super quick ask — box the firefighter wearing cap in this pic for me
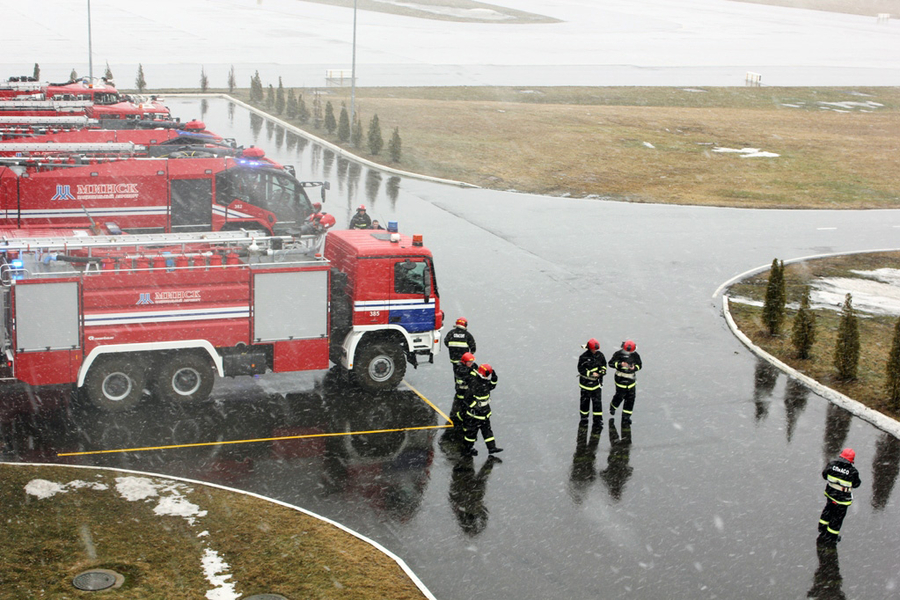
[462,363,503,456]
[577,339,607,424]
[818,448,862,545]
[349,204,372,229]
[444,318,476,365]
[449,352,478,433]
[608,340,642,423]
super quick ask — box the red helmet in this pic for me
[839,448,856,463]
[312,201,322,212]
[622,340,636,352]
[477,363,493,378]
[584,338,600,351]
[455,317,468,329]
[358,204,366,211]
[461,352,475,365]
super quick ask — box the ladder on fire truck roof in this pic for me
[0,229,327,256]
[0,116,97,127]
[0,99,92,110]
[0,142,147,154]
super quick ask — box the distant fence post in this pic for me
[745,71,762,86]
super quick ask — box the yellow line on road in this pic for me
[58,380,451,457]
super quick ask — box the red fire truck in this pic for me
[1,76,171,121]
[0,227,443,411]
[0,145,326,235]
[0,118,222,144]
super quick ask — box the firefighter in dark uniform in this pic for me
[349,204,372,229]
[449,352,478,434]
[608,340,642,423]
[818,448,862,546]
[462,363,503,456]
[577,338,607,425]
[444,317,476,367]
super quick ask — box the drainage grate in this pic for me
[72,570,117,591]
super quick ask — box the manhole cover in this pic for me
[245,595,288,600]
[72,570,116,591]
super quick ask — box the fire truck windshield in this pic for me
[216,167,313,232]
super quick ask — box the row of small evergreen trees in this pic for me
[244,70,402,162]
[761,258,900,408]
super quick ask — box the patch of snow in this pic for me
[155,495,208,525]
[681,88,707,93]
[812,275,900,316]
[115,476,160,502]
[781,103,802,108]
[818,100,883,110]
[202,548,239,600]
[713,147,779,158]
[643,141,655,149]
[25,479,65,499]
[713,515,725,532]
[25,479,109,499]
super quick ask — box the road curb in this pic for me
[5,462,438,600]
[168,93,480,189]
[722,295,900,440]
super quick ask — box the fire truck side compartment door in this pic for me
[253,270,328,342]
[15,282,79,351]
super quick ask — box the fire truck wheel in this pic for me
[154,353,215,403]
[354,342,406,391]
[83,356,148,412]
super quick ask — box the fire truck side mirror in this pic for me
[321,181,330,202]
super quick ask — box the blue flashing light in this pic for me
[387,221,399,233]
[10,259,23,269]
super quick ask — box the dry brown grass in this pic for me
[257,86,900,209]
[728,251,900,420]
[0,465,428,599]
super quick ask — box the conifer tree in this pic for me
[103,62,113,81]
[791,285,816,359]
[249,71,263,103]
[312,91,322,128]
[134,64,146,92]
[266,84,275,109]
[298,94,310,124]
[388,126,402,162]
[887,318,900,409]
[275,77,285,115]
[834,293,860,381]
[338,103,351,142]
[228,65,236,93]
[324,101,337,134]
[351,113,363,148]
[762,259,785,335]
[286,89,298,119]
[33,63,40,80]
[200,67,209,92]
[367,114,384,155]
[70,69,79,82]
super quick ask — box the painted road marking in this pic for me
[58,381,452,457]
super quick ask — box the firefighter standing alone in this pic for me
[608,340,642,423]
[577,338,607,425]
[818,448,862,546]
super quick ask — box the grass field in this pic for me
[727,251,900,421]
[0,464,427,599]
[223,85,900,209]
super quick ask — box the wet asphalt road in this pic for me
[3,98,900,599]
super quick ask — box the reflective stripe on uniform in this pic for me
[824,490,852,506]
